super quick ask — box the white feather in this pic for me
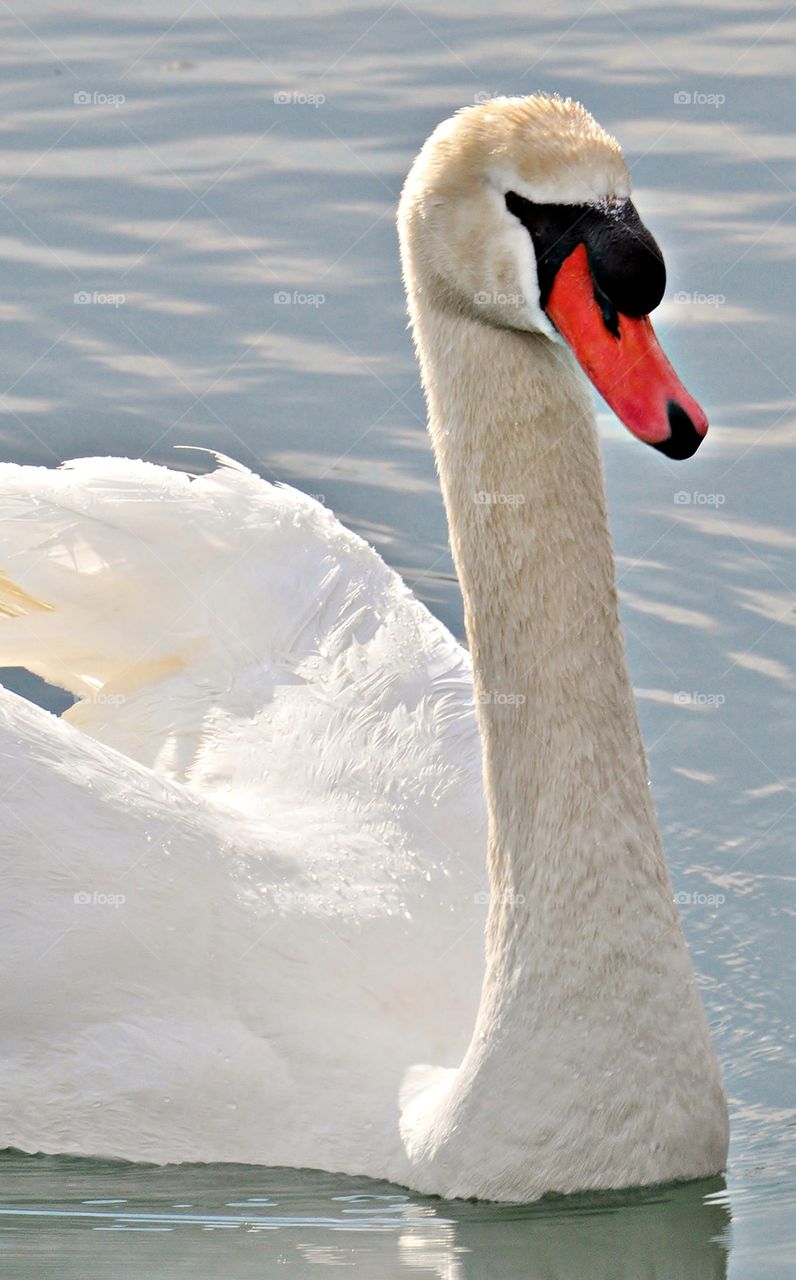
[0,454,487,1172]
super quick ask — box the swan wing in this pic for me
[0,455,484,863]
[0,457,487,1165]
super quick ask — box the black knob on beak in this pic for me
[586,200,666,318]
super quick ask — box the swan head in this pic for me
[398,94,707,459]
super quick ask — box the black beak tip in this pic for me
[653,401,705,461]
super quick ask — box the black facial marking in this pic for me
[505,191,666,321]
[654,402,703,460]
[593,279,620,339]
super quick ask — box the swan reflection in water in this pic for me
[397,1177,730,1279]
[0,1155,730,1279]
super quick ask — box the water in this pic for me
[0,1,793,1276]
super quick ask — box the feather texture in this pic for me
[0,456,486,1171]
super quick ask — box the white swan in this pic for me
[0,94,728,1202]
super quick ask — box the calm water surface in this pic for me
[0,1,793,1276]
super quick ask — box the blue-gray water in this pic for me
[0,2,793,1276]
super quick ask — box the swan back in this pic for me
[0,456,480,837]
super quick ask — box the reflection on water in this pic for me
[0,1153,732,1279]
[0,0,793,1276]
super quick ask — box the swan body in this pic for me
[0,458,486,1176]
[0,95,728,1200]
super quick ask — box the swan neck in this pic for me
[411,302,674,958]
[394,143,727,1201]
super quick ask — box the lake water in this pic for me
[0,1,793,1276]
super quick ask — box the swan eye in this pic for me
[505,191,666,320]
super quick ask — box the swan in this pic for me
[0,93,728,1202]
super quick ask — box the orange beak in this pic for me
[545,243,708,459]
